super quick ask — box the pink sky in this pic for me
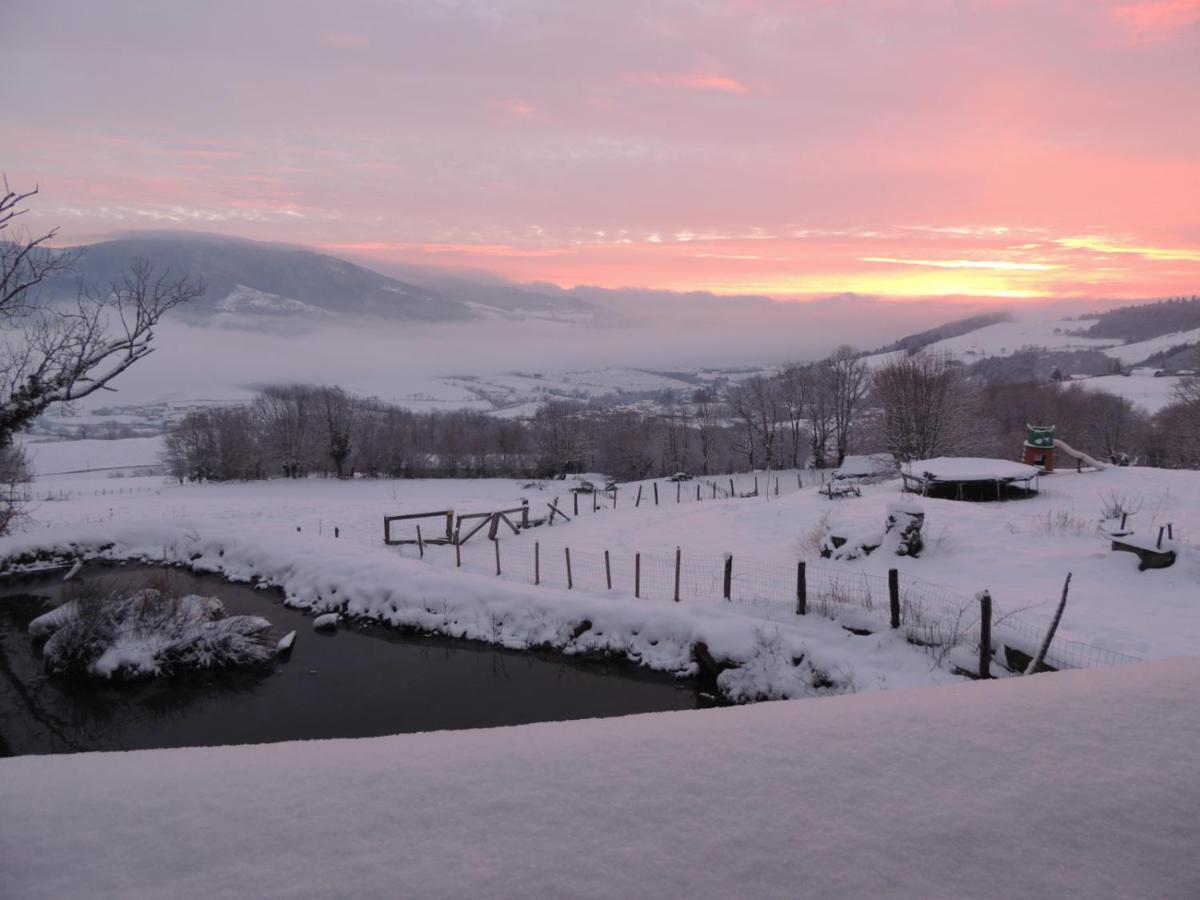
[7,0,1199,300]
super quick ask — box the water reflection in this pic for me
[0,566,701,757]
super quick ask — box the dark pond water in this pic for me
[0,565,702,757]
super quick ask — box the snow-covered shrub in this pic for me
[30,587,276,679]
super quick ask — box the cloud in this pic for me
[631,71,753,94]
[861,257,1059,272]
[1110,1,1200,41]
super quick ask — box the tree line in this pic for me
[164,347,1200,483]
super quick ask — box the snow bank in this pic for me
[1,658,1195,899]
[0,521,951,700]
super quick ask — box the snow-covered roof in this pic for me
[834,453,898,479]
[905,457,1039,482]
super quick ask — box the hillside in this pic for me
[1071,296,1200,343]
[39,232,596,326]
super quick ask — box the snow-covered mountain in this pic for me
[41,232,597,326]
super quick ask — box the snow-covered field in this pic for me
[20,436,166,476]
[11,440,1200,666]
[2,657,1196,899]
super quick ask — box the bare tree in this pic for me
[691,387,721,475]
[873,352,986,461]
[0,179,203,446]
[777,364,810,469]
[318,386,356,477]
[820,346,870,466]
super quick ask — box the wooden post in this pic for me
[723,554,733,601]
[888,568,900,629]
[573,492,579,516]
[696,483,701,501]
[712,483,717,499]
[446,510,455,542]
[754,475,759,495]
[611,489,617,510]
[653,483,659,505]
[604,550,612,590]
[978,591,992,679]
[534,542,540,585]
[416,525,424,559]
[673,546,682,602]
[797,472,802,489]
[775,477,779,496]
[635,485,643,507]
[494,538,502,576]
[593,491,598,513]
[729,477,735,497]
[635,553,641,598]
[521,500,529,528]
[455,531,462,568]
[565,547,573,589]
[1026,574,1071,675]
[796,561,806,615]
[676,482,681,504]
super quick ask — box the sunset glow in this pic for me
[7,0,1199,302]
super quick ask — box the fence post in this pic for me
[416,525,424,559]
[754,476,759,495]
[612,489,617,510]
[455,529,461,568]
[676,482,681,504]
[978,590,992,679]
[593,491,598,513]
[775,477,779,496]
[635,553,641,598]
[723,553,733,601]
[635,485,643,507]
[573,492,579,516]
[674,546,682,602]
[495,538,502,576]
[653,483,659,505]
[604,550,612,590]
[696,483,701,501]
[729,477,735,497]
[521,500,529,528]
[565,547,573,589]
[712,483,717,499]
[797,472,802,489]
[796,561,806,615]
[888,568,900,629]
[534,541,540,585]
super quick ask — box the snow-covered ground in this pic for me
[1074,371,1184,413]
[2,657,1196,899]
[10,448,1200,664]
[20,436,166,476]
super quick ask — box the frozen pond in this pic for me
[0,565,702,756]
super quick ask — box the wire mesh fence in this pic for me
[435,532,1140,673]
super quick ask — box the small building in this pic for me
[833,453,899,483]
[901,457,1040,501]
[1023,424,1056,472]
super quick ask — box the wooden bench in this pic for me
[1110,524,1176,571]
